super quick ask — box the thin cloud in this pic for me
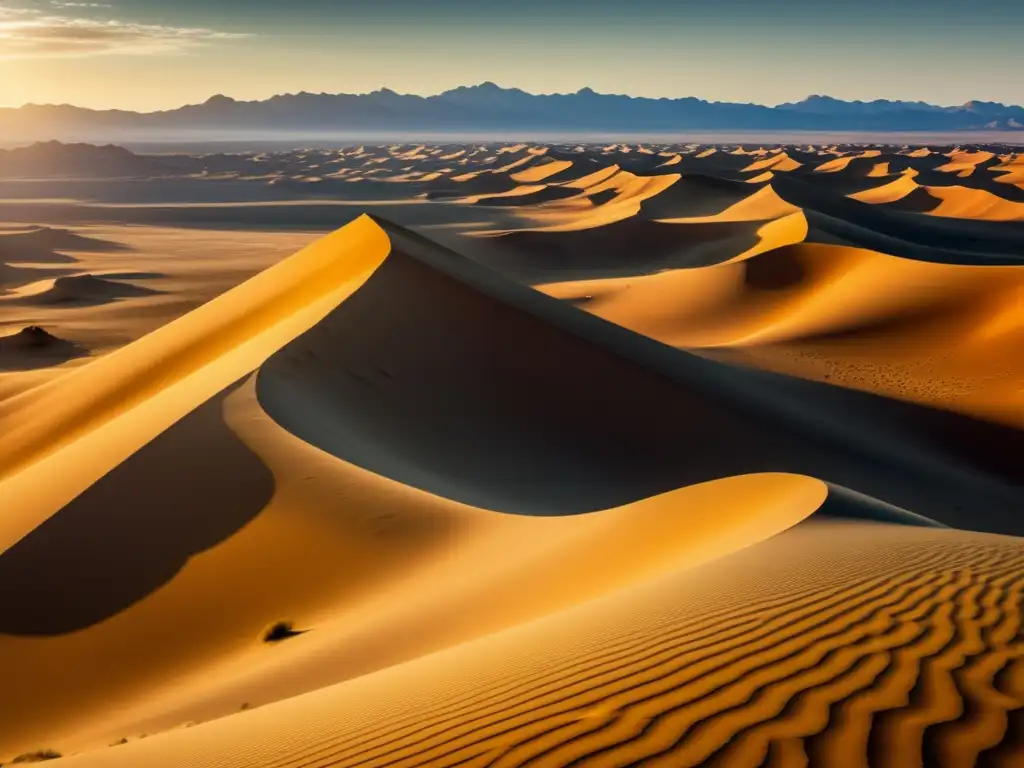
[0,2,249,58]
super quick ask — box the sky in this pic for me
[0,0,1022,111]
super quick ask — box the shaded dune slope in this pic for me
[634,174,759,220]
[772,176,1024,265]
[259,219,1023,530]
[0,325,86,370]
[0,227,130,260]
[14,273,162,305]
[456,218,770,282]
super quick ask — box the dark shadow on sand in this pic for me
[257,218,1024,535]
[0,380,275,636]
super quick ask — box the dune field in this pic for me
[0,141,1022,767]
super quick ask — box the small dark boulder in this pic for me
[262,621,307,643]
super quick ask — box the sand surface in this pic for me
[0,141,1021,767]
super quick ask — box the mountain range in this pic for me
[2,83,1023,142]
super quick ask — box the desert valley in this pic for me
[0,138,1023,767]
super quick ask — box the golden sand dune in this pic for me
[656,184,801,224]
[1,143,1023,767]
[542,236,1023,425]
[742,153,803,174]
[935,151,996,174]
[849,175,924,205]
[510,159,575,183]
[53,520,1024,768]
[924,186,1024,222]
[851,177,1024,221]
[814,155,858,173]
[8,273,162,305]
[468,170,681,232]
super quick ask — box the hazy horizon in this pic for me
[1,0,1022,111]
[8,81,1024,114]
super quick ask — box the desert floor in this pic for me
[1,141,1022,767]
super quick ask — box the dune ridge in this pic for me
[0,219,390,555]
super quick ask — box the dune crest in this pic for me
[0,219,390,555]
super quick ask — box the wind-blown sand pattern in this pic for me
[0,141,1022,767]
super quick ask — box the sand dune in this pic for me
[0,325,85,370]
[54,519,1024,768]
[12,273,162,305]
[0,227,128,260]
[510,159,575,183]
[0,216,839,757]
[0,219,389,554]
[851,177,1024,221]
[924,186,1024,221]
[656,184,802,224]
[1,142,1023,767]
[541,236,1023,426]
[742,153,803,174]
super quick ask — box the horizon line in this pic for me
[5,82,1017,114]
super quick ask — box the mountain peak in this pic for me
[438,82,509,97]
[204,94,236,106]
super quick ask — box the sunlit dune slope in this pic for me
[58,519,1024,768]
[0,219,391,554]
[742,152,802,173]
[542,238,1024,426]
[462,170,681,231]
[852,177,1024,221]
[655,184,801,224]
[510,159,574,183]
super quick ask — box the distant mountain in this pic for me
[775,95,948,115]
[0,141,177,178]
[2,83,1023,142]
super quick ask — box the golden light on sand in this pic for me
[0,139,1021,767]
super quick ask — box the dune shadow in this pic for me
[0,326,88,371]
[775,176,1024,264]
[0,380,275,636]
[257,219,1024,533]
[17,274,165,307]
[471,218,763,284]
[0,228,131,261]
[814,483,946,528]
[98,271,166,281]
[743,246,806,289]
[0,263,77,293]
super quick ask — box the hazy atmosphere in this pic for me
[1,0,1023,109]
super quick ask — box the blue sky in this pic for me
[1,0,1021,110]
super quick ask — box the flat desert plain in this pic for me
[0,141,1022,767]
